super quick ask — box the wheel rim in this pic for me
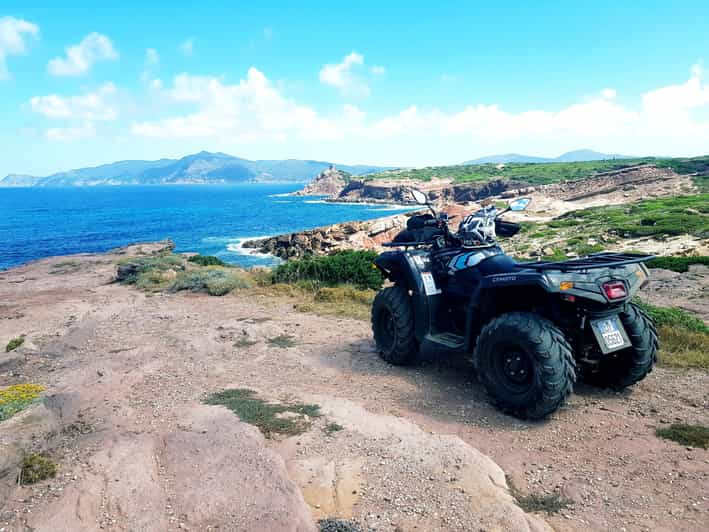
[493,347,534,394]
[376,307,396,352]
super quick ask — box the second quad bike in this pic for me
[371,189,658,419]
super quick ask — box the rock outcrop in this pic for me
[332,178,516,205]
[242,205,470,260]
[291,166,352,196]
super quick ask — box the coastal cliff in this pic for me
[290,166,351,196]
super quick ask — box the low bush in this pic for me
[170,267,251,296]
[646,255,709,272]
[116,254,184,285]
[19,452,57,484]
[272,250,383,290]
[5,336,25,352]
[187,254,227,267]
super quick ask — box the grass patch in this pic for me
[50,260,81,274]
[0,383,45,422]
[506,475,572,514]
[633,300,709,369]
[171,267,252,296]
[205,388,320,438]
[634,300,708,334]
[267,334,297,348]
[19,452,57,484]
[323,422,344,435]
[187,254,228,267]
[255,282,375,321]
[656,423,709,449]
[646,255,709,272]
[5,335,25,352]
[272,250,383,290]
[234,335,258,348]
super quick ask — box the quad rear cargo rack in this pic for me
[520,252,655,271]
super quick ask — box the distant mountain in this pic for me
[0,152,389,187]
[463,149,634,165]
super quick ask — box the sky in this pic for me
[1,0,709,177]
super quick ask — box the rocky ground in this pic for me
[1,244,708,532]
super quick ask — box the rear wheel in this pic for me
[371,285,417,365]
[584,303,658,389]
[474,312,576,420]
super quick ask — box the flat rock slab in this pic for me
[163,405,315,531]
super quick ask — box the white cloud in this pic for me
[0,16,39,80]
[48,32,118,76]
[45,122,96,141]
[31,83,118,121]
[145,48,159,65]
[179,38,194,56]
[319,51,369,95]
[130,63,709,161]
[371,65,386,76]
[132,68,341,140]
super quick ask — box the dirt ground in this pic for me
[1,245,708,532]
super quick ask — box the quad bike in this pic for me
[371,189,658,419]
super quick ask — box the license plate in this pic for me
[590,316,630,353]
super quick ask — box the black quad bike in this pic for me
[371,189,659,419]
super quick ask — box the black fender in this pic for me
[374,250,441,343]
[465,271,554,351]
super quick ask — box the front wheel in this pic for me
[584,303,658,389]
[371,285,417,365]
[474,312,576,420]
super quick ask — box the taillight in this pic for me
[602,281,627,300]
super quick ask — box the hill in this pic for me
[463,149,633,165]
[0,152,389,187]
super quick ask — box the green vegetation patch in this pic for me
[272,250,383,290]
[554,194,709,239]
[205,388,320,438]
[506,475,572,514]
[0,383,45,422]
[646,255,709,272]
[656,423,709,449]
[362,159,647,185]
[187,254,228,267]
[323,422,343,435]
[5,335,25,352]
[634,300,709,369]
[19,452,57,484]
[267,334,297,348]
[117,254,185,288]
[171,267,252,296]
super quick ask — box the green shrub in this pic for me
[19,453,57,484]
[170,267,251,296]
[188,254,228,267]
[272,250,383,290]
[646,256,709,272]
[117,254,184,285]
[5,336,24,352]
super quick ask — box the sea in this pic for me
[0,184,413,271]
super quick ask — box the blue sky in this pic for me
[1,1,709,177]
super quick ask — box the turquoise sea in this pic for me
[0,185,412,271]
